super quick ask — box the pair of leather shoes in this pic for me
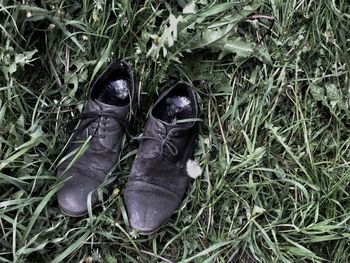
[57,61,199,234]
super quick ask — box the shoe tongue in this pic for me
[151,117,187,135]
[89,99,129,118]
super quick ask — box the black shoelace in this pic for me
[72,110,179,157]
[131,133,178,157]
[73,110,130,139]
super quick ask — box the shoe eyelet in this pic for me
[153,145,160,152]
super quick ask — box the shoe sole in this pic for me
[59,206,88,218]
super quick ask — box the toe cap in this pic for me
[124,182,182,234]
[57,173,99,217]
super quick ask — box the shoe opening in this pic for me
[153,83,196,126]
[91,62,132,107]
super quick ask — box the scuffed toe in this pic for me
[57,173,99,217]
[124,182,181,235]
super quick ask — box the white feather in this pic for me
[186,159,202,179]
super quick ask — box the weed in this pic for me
[1,0,350,262]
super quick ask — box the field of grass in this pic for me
[1,0,350,262]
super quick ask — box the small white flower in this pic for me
[135,46,142,55]
[94,0,103,10]
[122,17,129,27]
[186,159,202,179]
[48,23,55,31]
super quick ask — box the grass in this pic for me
[1,0,350,262]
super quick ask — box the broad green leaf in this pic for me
[183,2,197,14]
[310,84,325,101]
[223,38,254,58]
[199,2,246,18]
[160,14,183,48]
[200,25,234,47]
[325,83,342,108]
[14,49,37,66]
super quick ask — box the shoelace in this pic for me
[73,110,179,156]
[131,133,179,157]
[73,110,129,138]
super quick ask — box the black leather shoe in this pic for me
[57,61,135,217]
[124,81,199,234]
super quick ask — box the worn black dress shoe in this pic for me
[124,81,199,234]
[57,61,135,217]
